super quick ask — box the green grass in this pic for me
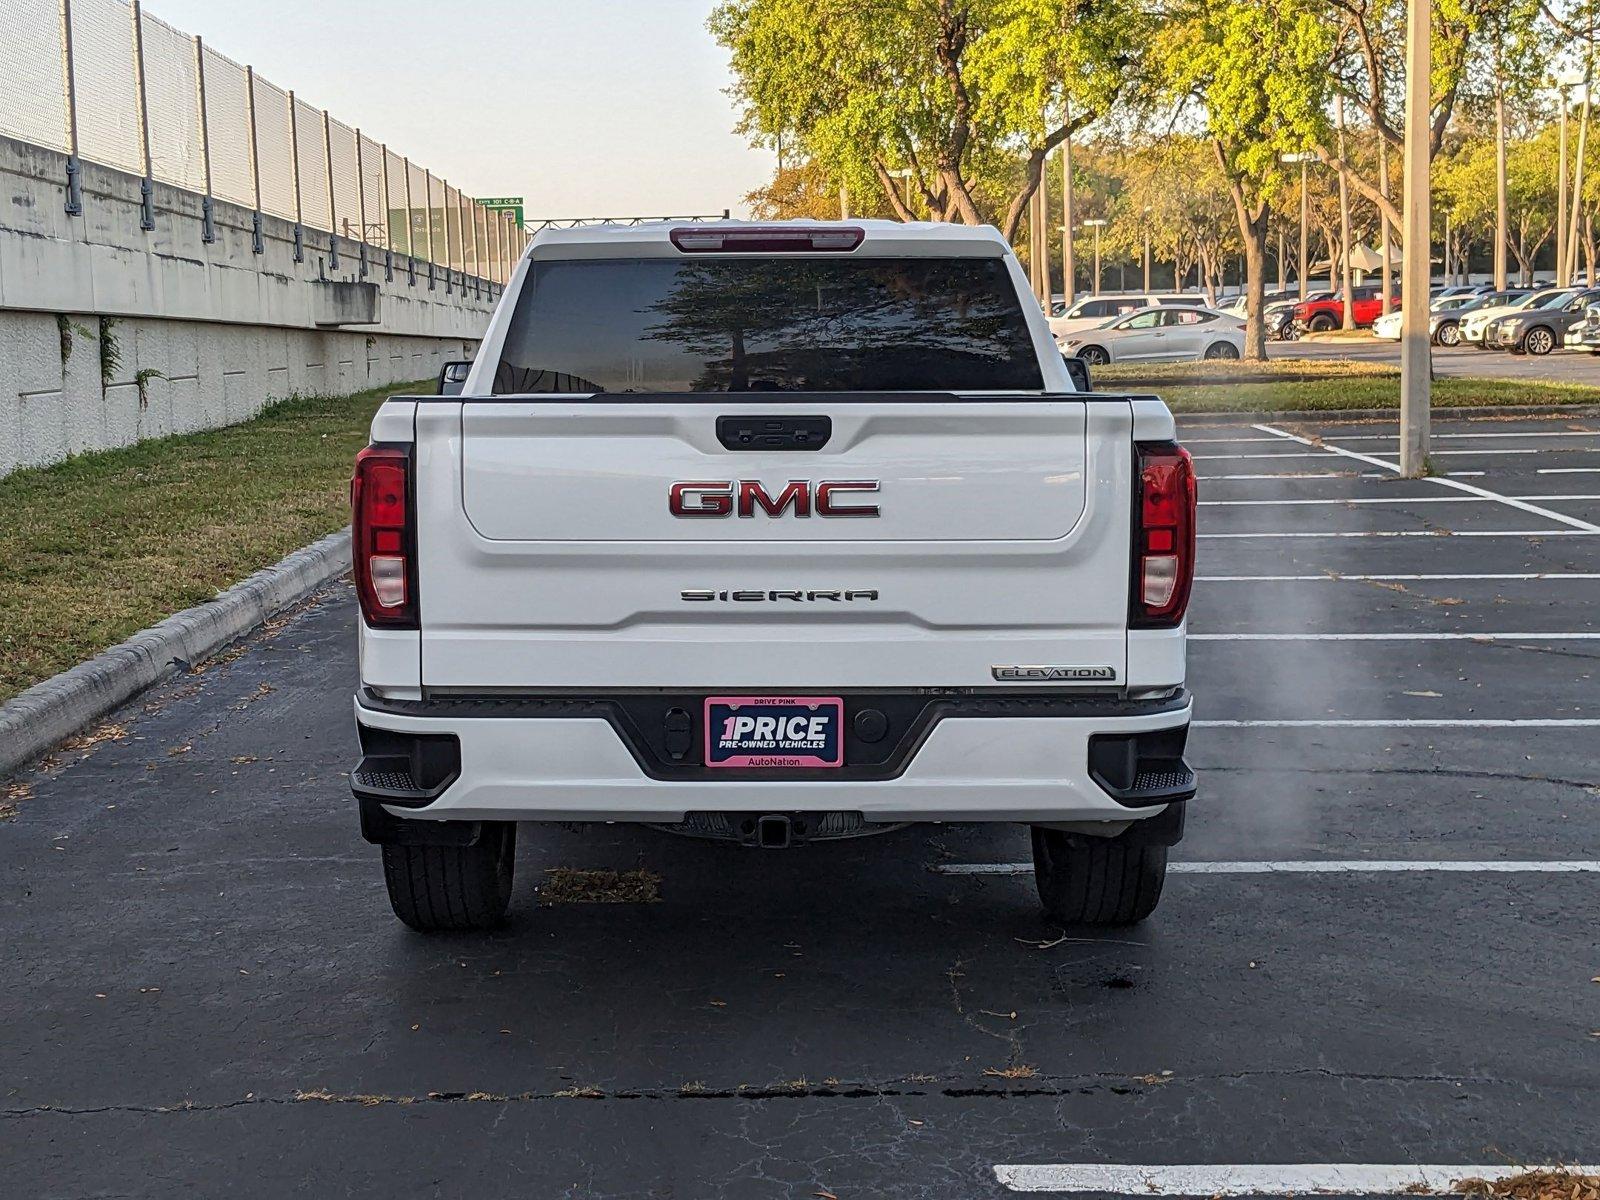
[1158,376,1600,413]
[1096,358,1398,386]
[0,380,427,704]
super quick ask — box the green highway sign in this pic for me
[477,196,525,228]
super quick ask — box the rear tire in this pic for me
[1203,341,1240,360]
[1435,322,1460,347]
[381,822,516,932]
[1030,828,1167,926]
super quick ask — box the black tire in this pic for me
[1308,312,1337,333]
[1523,325,1556,356]
[1078,344,1109,366]
[1203,340,1241,360]
[381,822,516,932]
[1435,321,1461,347]
[1030,828,1168,926]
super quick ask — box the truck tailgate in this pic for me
[414,399,1133,690]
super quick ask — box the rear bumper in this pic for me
[351,689,1193,827]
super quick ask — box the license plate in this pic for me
[704,696,844,769]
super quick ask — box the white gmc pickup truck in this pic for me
[349,220,1196,932]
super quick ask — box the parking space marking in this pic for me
[1201,495,1600,506]
[1198,471,1364,480]
[1198,718,1600,727]
[1253,423,1600,533]
[991,1163,1600,1195]
[936,861,1600,876]
[1198,572,1600,581]
[1191,631,1600,640]
[1201,530,1595,538]
[1540,467,1600,474]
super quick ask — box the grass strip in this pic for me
[1096,357,1398,386]
[0,380,426,704]
[1158,376,1600,413]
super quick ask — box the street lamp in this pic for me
[1142,205,1152,292]
[887,167,913,220]
[1083,218,1108,295]
[1281,152,1316,302]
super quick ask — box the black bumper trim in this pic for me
[355,688,1191,785]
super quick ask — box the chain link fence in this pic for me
[1,0,523,281]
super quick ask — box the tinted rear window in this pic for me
[492,256,1043,394]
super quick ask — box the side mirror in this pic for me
[437,360,472,395]
[1062,354,1092,393]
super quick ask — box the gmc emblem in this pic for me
[669,480,880,518]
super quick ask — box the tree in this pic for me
[1155,0,1334,357]
[710,0,1145,239]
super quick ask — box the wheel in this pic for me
[1308,312,1337,333]
[1523,326,1556,356]
[1030,828,1168,926]
[381,822,516,931]
[1436,322,1461,347]
[1203,340,1241,360]
[1077,345,1109,366]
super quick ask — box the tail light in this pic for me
[352,444,417,628]
[670,226,864,253]
[1131,442,1196,628]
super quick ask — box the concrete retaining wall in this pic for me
[0,135,496,476]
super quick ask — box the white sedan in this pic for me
[1062,306,1245,365]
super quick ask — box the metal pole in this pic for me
[442,181,454,293]
[1494,84,1508,289]
[244,66,263,252]
[354,127,368,277]
[424,171,436,289]
[1093,225,1102,295]
[1378,133,1393,314]
[1299,160,1309,300]
[379,142,393,281]
[1335,93,1354,327]
[1566,81,1591,285]
[1142,215,1151,293]
[1400,0,1432,478]
[287,90,303,261]
[59,0,82,214]
[1559,89,1570,287]
[1277,226,1285,292]
[1036,147,1051,304]
[130,0,156,230]
[401,156,416,284]
[322,110,338,269]
[1061,111,1075,306]
[192,35,214,241]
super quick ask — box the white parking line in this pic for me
[1186,431,1599,444]
[1253,424,1600,533]
[1197,718,1600,727]
[1201,495,1600,506]
[1190,631,1600,640]
[1197,471,1361,480]
[991,1163,1600,1195]
[1201,530,1595,538]
[1198,572,1600,581]
[937,861,1600,876]
[1540,467,1600,474]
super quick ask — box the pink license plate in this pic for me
[703,696,844,769]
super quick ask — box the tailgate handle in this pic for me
[717,415,831,452]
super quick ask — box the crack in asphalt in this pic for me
[1,1067,1513,1118]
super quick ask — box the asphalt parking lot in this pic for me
[4,409,1600,1198]
[1270,336,1600,383]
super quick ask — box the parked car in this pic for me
[1289,286,1400,333]
[1459,288,1571,346]
[1430,289,1530,346]
[1063,306,1245,364]
[349,220,1197,933]
[1564,301,1600,353]
[1049,293,1209,343]
[1371,294,1479,341]
[1487,287,1600,354]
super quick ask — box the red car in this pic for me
[1290,286,1400,333]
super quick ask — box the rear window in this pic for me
[492,256,1044,394]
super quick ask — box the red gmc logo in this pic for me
[668,480,880,518]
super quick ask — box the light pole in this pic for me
[1558,84,1570,286]
[1142,205,1152,292]
[1281,152,1315,300]
[1400,0,1431,477]
[888,167,913,220]
[1084,218,1108,295]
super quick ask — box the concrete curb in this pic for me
[0,528,352,780]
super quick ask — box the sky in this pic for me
[146,0,774,219]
